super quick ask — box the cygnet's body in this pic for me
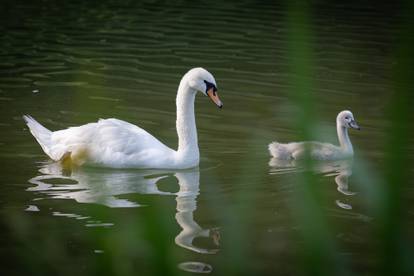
[268,110,360,160]
[23,68,223,169]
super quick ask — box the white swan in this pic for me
[23,67,223,169]
[268,110,360,160]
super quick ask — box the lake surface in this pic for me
[1,0,413,275]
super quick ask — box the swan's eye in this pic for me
[204,80,217,94]
[345,116,349,120]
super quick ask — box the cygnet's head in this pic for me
[337,110,360,130]
[185,67,223,108]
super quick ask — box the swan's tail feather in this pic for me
[268,141,292,160]
[23,115,54,159]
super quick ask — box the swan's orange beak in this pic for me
[207,88,223,108]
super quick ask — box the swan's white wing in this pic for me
[49,118,176,168]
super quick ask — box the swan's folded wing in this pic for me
[49,118,175,167]
[93,119,175,165]
[96,118,167,152]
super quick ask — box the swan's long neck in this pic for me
[176,79,199,163]
[337,122,353,155]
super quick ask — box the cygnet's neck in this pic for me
[176,79,199,164]
[337,122,353,155]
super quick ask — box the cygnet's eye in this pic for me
[345,116,349,120]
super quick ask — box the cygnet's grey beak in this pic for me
[349,120,360,130]
[207,88,223,108]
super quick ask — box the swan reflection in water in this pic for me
[269,158,356,210]
[28,163,220,256]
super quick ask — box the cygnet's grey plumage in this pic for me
[269,110,360,160]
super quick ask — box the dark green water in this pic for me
[1,0,413,275]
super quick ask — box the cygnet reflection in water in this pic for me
[269,158,356,210]
[28,163,220,254]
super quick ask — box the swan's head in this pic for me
[185,67,223,108]
[337,110,360,130]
